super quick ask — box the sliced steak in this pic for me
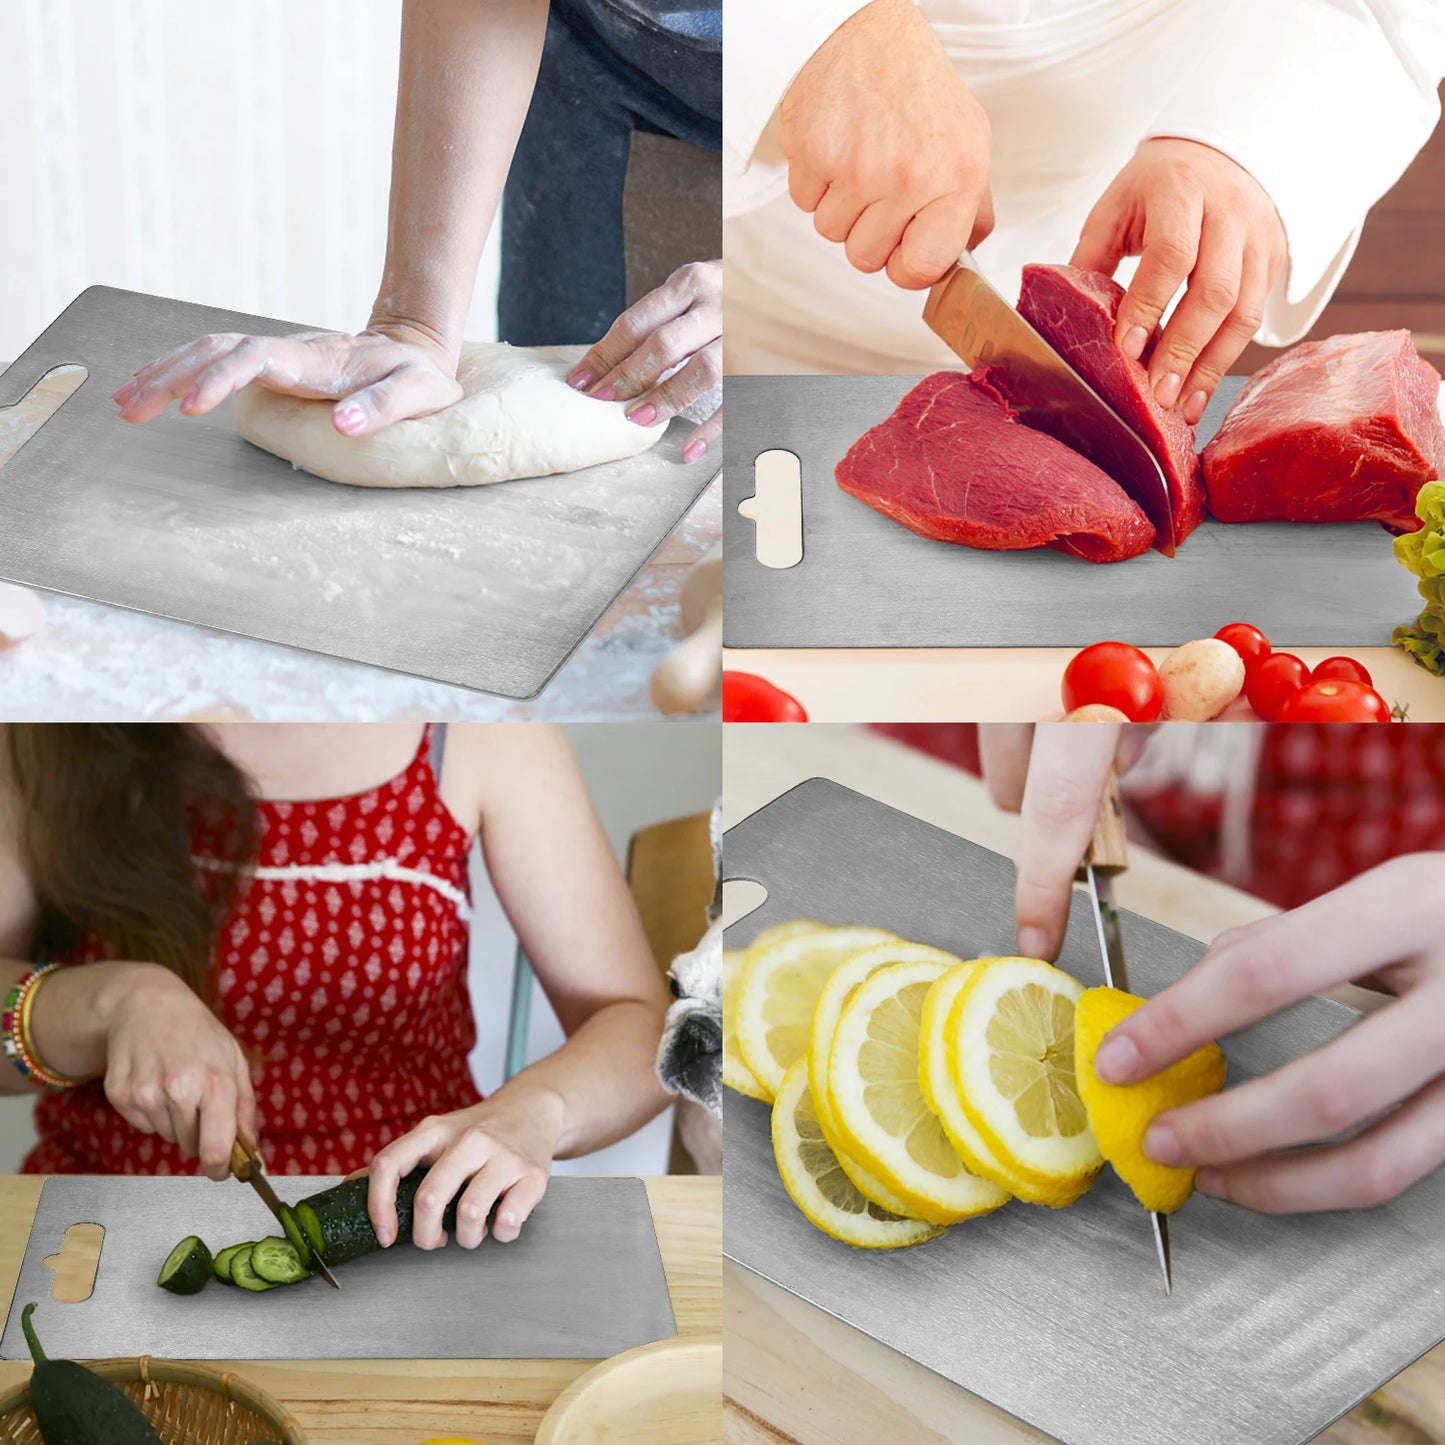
[834,371,1155,564]
[1014,263,1207,547]
[1202,330,1445,530]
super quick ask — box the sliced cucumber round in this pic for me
[228,1247,277,1293]
[213,1242,256,1285]
[278,1203,312,1268]
[250,1236,311,1286]
[158,1236,213,1295]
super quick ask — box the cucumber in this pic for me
[212,1242,255,1285]
[295,1167,460,1266]
[22,1302,163,1444]
[249,1236,311,1286]
[157,1236,213,1295]
[278,1203,312,1267]
[228,1247,277,1293]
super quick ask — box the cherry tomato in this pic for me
[1310,656,1373,687]
[1244,652,1310,721]
[1279,679,1392,723]
[1061,642,1163,722]
[722,671,808,722]
[1213,622,1271,673]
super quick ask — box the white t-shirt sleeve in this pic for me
[723,0,877,218]
[1147,0,1445,345]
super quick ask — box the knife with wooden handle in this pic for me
[1075,770,1174,1294]
[230,1138,341,1290]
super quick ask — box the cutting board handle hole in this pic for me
[42,1222,104,1303]
[0,365,89,474]
[738,451,803,569]
[722,879,769,932]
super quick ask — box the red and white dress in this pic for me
[25,726,482,1176]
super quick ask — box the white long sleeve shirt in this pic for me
[724,0,1445,373]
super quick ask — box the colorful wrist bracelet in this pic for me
[4,964,85,1091]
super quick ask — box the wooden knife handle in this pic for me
[1084,769,1128,876]
[229,1138,255,1182]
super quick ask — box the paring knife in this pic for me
[229,1138,341,1290]
[922,253,1177,555]
[1074,771,1173,1294]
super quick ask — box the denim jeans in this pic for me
[499,0,721,345]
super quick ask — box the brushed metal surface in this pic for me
[924,259,1175,552]
[0,287,717,699]
[722,373,1421,649]
[1,1175,675,1361]
[722,779,1445,1445]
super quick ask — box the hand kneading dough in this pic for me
[230,342,665,488]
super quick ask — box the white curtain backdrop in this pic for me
[0,0,502,363]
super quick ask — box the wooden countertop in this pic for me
[722,725,1445,1445]
[0,1174,720,1444]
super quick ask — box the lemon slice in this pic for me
[946,957,1101,1208]
[828,958,1010,1225]
[723,949,771,1102]
[771,1060,944,1249]
[808,941,960,1218]
[736,923,898,1096]
[1075,986,1227,1213]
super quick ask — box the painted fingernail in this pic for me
[683,439,707,463]
[628,404,658,427]
[1194,1167,1224,1197]
[1183,389,1208,425]
[1093,1032,1140,1085]
[1155,371,1182,408]
[1143,1122,1183,1167]
[110,380,137,405]
[591,385,616,403]
[1120,325,1149,360]
[333,403,366,435]
[567,369,594,391]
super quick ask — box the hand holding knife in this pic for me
[230,1137,341,1290]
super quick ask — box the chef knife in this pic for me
[923,253,1177,555]
[1075,771,1173,1294]
[229,1138,341,1290]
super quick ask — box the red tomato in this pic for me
[1310,656,1373,687]
[1279,679,1392,723]
[1060,643,1163,722]
[722,671,808,723]
[1213,622,1271,673]
[1244,652,1310,721]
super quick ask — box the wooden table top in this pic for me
[722,725,1445,1445]
[0,1173,720,1445]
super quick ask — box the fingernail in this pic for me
[1120,325,1149,361]
[1155,372,1182,408]
[628,404,658,427]
[1093,1032,1140,1085]
[1183,389,1208,425]
[377,1225,394,1247]
[1143,1122,1183,1167]
[1195,1167,1224,1197]
[591,385,616,403]
[179,389,200,413]
[1017,925,1048,960]
[110,381,137,405]
[333,403,366,435]
[567,369,594,391]
[683,439,707,463]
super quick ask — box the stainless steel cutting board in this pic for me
[1,1175,675,1361]
[722,778,1445,1445]
[0,287,717,699]
[723,374,1423,649]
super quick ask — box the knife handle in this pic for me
[1083,769,1128,876]
[229,1138,256,1182]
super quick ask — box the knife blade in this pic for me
[229,1138,341,1290]
[922,254,1177,555]
[1076,773,1173,1294]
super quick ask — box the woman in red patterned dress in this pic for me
[0,723,672,1251]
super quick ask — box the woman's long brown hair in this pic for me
[1,725,259,997]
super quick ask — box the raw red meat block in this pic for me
[1015,263,1208,546]
[835,371,1155,563]
[1202,330,1445,530]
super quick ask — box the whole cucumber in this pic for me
[294,1167,462,1266]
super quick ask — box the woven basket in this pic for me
[0,1357,307,1445]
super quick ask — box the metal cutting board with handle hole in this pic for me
[1,1175,675,1361]
[723,373,1425,649]
[0,286,718,699]
[722,778,1445,1445]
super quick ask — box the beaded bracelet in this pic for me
[4,964,86,1091]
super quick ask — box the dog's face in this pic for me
[657,918,723,1118]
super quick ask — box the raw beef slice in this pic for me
[1202,330,1445,530]
[834,371,1155,563]
[1015,263,1207,546]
